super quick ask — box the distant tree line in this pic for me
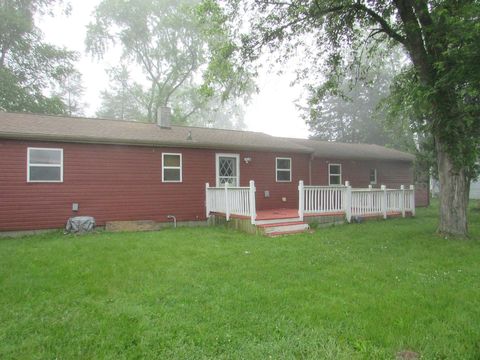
[0,0,253,130]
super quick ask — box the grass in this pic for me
[0,202,479,359]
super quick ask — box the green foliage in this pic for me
[96,66,149,121]
[232,0,479,172]
[0,203,479,358]
[231,0,480,235]
[53,70,86,116]
[86,0,254,126]
[302,47,415,148]
[381,66,436,181]
[0,68,66,114]
[0,0,79,115]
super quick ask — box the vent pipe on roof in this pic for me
[157,106,171,128]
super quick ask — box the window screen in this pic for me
[276,157,291,182]
[28,148,63,182]
[329,164,342,185]
[162,153,182,182]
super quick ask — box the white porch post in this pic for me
[410,184,416,216]
[298,180,304,221]
[224,183,230,221]
[205,183,210,219]
[381,185,387,219]
[249,180,256,225]
[368,184,373,212]
[345,181,352,222]
[400,185,405,218]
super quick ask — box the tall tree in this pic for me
[0,0,78,114]
[302,46,414,148]
[191,95,247,129]
[55,70,86,116]
[86,0,252,126]
[233,0,480,237]
[381,65,437,183]
[96,66,149,121]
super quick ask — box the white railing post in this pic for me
[298,180,304,221]
[224,183,230,221]
[410,184,416,216]
[368,184,373,213]
[400,185,405,218]
[205,183,210,218]
[381,184,387,219]
[345,181,352,222]
[249,180,256,224]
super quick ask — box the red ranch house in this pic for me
[0,111,426,235]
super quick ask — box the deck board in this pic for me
[255,209,299,220]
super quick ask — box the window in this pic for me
[369,168,377,184]
[328,163,342,185]
[27,148,63,182]
[216,154,239,186]
[276,157,292,182]
[162,153,182,182]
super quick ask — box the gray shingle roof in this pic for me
[0,111,414,161]
[286,138,415,161]
[0,112,311,153]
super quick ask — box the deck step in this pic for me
[257,221,307,228]
[255,217,302,225]
[261,222,309,235]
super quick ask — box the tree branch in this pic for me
[163,60,197,105]
[412,0,437,57]
[352,2,407,45]
[393,0,433,84]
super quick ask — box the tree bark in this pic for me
[435,135,470,237]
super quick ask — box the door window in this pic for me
[216,154,239,186]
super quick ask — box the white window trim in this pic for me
[275,157,292,182]
[27,147,63,183]
[215,153,240,187]
[370,168,377,185]
[328,163,342,186]
[162,153,182,183]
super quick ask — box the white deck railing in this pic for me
[302,185,346,214]
[350,187,385,218]
[205,180,256,224]
[299,181,415,222]
[206,180,415,225]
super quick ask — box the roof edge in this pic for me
[0,132,313,154]
[312,153,415,162]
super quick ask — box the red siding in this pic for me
[0,139,417,231]
[0,140,311,231]
[310,158,414,188]
[310,158,428,207]
[240,151,309,210]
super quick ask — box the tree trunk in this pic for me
[435,136,470,237]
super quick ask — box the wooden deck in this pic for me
[214,208,409,221]
[255,208,299,220]
[255,208,345,220]
[209,208,412,237]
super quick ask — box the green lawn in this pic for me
[1,202,479,359]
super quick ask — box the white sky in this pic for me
[38,0,309,138]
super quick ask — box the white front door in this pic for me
[216,153,240,187]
